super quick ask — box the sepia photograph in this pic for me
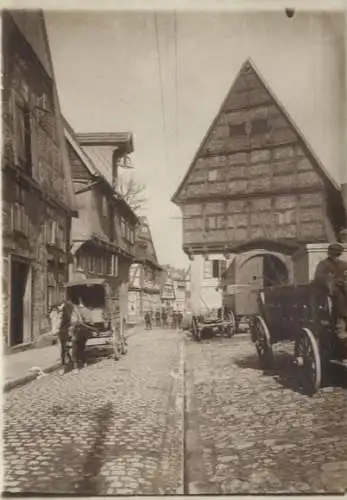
[1,0,347,496]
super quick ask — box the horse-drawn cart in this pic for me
[65,278,127,360]
[191,308,236,341]
[250,282,347,395]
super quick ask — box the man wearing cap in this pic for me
[314,243,347,351]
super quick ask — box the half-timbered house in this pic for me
[64,122,138,330]
[2,10,76,350]
[128,217,162,324]
[172,59,347,315]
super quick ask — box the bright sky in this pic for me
[45,9,345,269]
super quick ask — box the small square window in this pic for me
[208,170,218,182]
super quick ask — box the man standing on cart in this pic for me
[314,243,347,354]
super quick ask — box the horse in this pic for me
[48,300,89,374]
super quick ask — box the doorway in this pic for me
[10,258,31,347]
[234,252,289,315]
[263,254,289,287]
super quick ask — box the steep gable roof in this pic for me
[134,216,162,269]
[64,118,139,223]
[64,117,102,179]
[171,58,341,204]
[6,10,77,213]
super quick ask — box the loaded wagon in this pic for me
[191,307,236,341]
[65,278,127,360]
[250,282,347,395]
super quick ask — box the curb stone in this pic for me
[3,361,61,393]
[3,326,143,394]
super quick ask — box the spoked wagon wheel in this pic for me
[252,315,274,370]
[294,327,321,395]
[225,310,236,338]
[192,315,201,342]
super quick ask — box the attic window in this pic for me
[251,119,270,135]
[229,123,246,136]
[208,170,218,182]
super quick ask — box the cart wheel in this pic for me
[294,327,321,395]
[192,316,201,342]
[252,315,273,370]
[226,310,236,338]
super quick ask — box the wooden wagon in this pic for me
[250,282,347,395]
[191,307,236,341]
[65,278,127,360]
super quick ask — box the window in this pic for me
[111,255,118,276]
[203,261,212,279]
[47,271,56,310]
[13,95,32,175]
[251,119,270,135]
[208,170,218,182]
[216,215,226,229]
[212,259,227,279]
[229,123,246,136]
[90,255,95,273]
[120,218,126,237]
[11,202,29,236]
[102,196,108,217]
[76,253,86,271]
[205,216,216,231]
[56,224,65,251]
[46,221,58,246]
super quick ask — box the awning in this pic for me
[70,241,86,255]
[65,278,106,288]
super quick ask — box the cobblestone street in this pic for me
[185,333,347,495]
[3,329,184,495]
[3,328,347,495]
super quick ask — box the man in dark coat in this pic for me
[314,243,347,348]
[144,311,152,330]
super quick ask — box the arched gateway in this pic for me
[171,59,346,315]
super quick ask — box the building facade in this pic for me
[2,10,76,350]
[159,265,190,312]
[64,123,138,330]
[172,59,347,315]
[128,217,162,324]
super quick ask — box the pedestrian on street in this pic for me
[144,311,152,330]
[162,309,167,328]
[172,310,177,329]
[314,243,347,355]
[177,311,183,330]
[155,310,161,326]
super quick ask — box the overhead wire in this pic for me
[154,13,169,170]
[173,10,178,158]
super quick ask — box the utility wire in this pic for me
[154,13,169,170]
[173,11,178,157]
